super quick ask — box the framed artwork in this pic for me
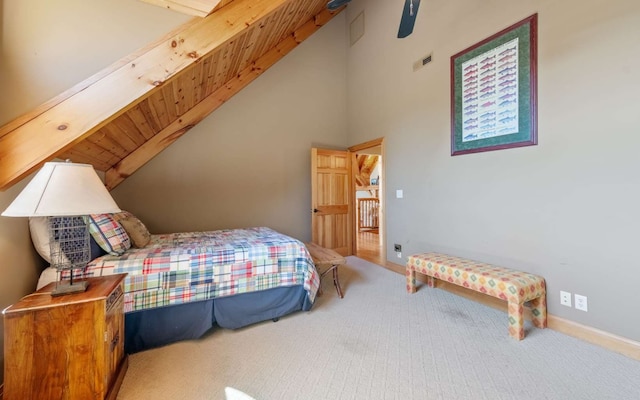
[451,14,537,156]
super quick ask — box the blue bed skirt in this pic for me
[125,285,312,353]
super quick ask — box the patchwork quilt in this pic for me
[64,227,319,313]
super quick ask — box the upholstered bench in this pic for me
[305,242,344,298]
[406,252,547,340]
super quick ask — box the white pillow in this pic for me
[37,266,59,290]
[29,217,56,263]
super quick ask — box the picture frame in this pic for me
[450,14,537,156]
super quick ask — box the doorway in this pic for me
[349,138,384,265]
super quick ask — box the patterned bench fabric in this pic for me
[406,252,547,340]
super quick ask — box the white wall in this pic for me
[345,0,640,341]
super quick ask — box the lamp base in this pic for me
[51,280,89,297]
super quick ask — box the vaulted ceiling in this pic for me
[0,0,343,191]
[355,154,380,187]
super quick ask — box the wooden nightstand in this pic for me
[3,274,128,400]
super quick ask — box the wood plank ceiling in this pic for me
[0,0,343,191]
[355,155,379,187]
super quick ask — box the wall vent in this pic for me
[413,53,433,72]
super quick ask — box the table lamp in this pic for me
[2,161,121,296]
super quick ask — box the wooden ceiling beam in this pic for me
[0,0,298,191]
[139,0,234,17]
[139,0,221,17]
[105,6,342,190]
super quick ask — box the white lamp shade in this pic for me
[2,162,121,217]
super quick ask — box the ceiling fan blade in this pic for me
[327,0,351,11]
[398,0,421,38]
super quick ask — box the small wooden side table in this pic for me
[305,242,345,298]
[3,274,128,400]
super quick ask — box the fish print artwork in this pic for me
[461,38,519,142]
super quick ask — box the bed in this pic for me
[35,219,319,353]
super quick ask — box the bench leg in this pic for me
[406,266,417,293]
[332,265,344,298]
[530,295,548,329]
[508,302,525,340]
[319,265,344,298]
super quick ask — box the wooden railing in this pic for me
[358,198,379,232]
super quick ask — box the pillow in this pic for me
[112,211,151,248]
[88,234,107,259]
[87,214,131,256]
[29,217,107,263]
[29,217,61,263]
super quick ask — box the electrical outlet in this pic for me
[394,244,402,252]
[575,294,588,312]
[397,252,402,258]
[560,291,572,307]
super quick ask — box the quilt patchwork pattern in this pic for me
[63,227,319,313]
[406,252,547,340]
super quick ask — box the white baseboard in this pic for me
[383,260,640,361]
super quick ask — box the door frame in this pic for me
[348,137,385,262]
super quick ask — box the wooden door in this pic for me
[311,148,352,256]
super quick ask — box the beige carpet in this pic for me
[117,256,640,399]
